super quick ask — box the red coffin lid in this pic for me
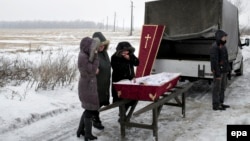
[135,25,165,78]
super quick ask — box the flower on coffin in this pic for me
[149,93,157,101]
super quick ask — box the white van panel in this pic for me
[152,59,213,79]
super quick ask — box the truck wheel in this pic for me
[235,61,243,76]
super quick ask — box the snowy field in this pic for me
[0,29,250,141]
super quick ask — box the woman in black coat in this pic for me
[91,32,111,130]
[111,41,139,103]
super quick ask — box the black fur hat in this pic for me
[115,41,135,56]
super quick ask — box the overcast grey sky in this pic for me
[0,0,249,28]
[0,0,146,28]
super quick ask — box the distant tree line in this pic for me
[0,20,105,29]
[242,28,250,35]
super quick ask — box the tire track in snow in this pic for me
[0,105,120,141]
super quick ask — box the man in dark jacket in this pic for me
[210,29,231,111]
[111,41,139,112]
[92,32,111,130]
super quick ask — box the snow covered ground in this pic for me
[0,29,250,141]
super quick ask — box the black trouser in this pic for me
[84,110,99,118]
[212,73,227,108]
[77,110,99,135]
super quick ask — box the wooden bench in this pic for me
[99,82,193,141]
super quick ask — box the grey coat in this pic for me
[78,37,100,110]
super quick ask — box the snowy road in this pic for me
[1,71,249,141]
[0,109,80,141]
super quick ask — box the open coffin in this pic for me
[113,25,181,101]
[113,72,180,101]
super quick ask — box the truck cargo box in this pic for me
[145,0,239,61]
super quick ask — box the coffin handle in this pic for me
[166,83,172,89]
[149,93,157,101]
[118,91,122,97]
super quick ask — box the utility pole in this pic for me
[113,12,116,32]
[106,16,109,31]
[129,1,134,36]
[123,18,125,31]
[103,19,105,30]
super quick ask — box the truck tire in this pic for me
[235,60,243,76]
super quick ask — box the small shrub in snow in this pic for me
[0,57,32,87]
[29,51,77,91]
[1,50,77,91]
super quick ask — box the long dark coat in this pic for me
[92,32,111,106]
[111,41,139,102]
[96,49,111,106]
[78,37,100,110]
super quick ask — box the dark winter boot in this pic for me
[76,112,85,138]
[221,104,230,108]
[213,105,226,111]
[84,117,97,141]
[92,113,104,130]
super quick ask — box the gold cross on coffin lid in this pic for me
[144,34,152,48]
[135,25,165,78]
